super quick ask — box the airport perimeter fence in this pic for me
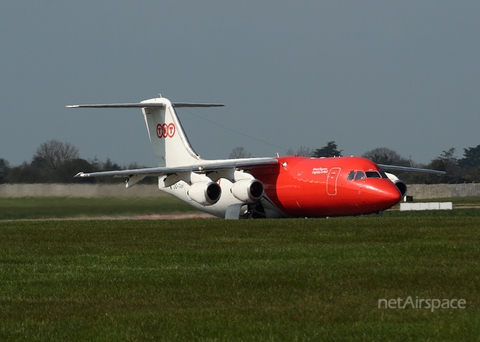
[1,183,480,199]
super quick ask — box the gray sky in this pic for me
[1,1,479,168]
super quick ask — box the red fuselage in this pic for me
[250,156,402,217]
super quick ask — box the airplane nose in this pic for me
[363,181,402,209]
[382,182,402,205]
[354,180,403,214]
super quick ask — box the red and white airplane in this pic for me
[67,95,444,219]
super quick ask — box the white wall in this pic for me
[0,184,167,198]
[1,183,480,199]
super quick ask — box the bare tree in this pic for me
[298,146,314,157]
[362,147,410,166]
[229,146,252,159]
[33,140,80,170]
[286,146,314,157]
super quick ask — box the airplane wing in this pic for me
[75,157,279,179]
[378,164,445,175]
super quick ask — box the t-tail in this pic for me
[67,96,224,167]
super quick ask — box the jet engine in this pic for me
[385,172,407,198]
[231,179,264,203]
[187,181,222,206]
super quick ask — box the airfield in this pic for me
[1,196,479,340]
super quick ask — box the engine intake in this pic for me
[188,181,221,206]
[393,180,407,198]
[231,179,264,203]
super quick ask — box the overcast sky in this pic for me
[1,1,479,168]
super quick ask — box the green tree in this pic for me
[102,158,121,171]
[56,158,96,183]
[423,148,462,184]
[314,141,342,158]
[459,145,480,168]
[458,144,480,182]
[0,158,10,183]
[5,162,40,183]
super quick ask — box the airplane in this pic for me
[67,95,444,219]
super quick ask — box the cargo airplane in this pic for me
[67,95,444,219]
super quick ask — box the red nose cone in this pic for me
[381,182,403,207]
[363,180,402,211]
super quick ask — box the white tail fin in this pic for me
[141,97,201,166]
[66,96,224,167]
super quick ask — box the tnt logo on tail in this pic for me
[157,123,176,138]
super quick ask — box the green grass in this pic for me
[386,196,480,218]
[0,196,198,220]
[407,196,480,207]
[0,217,479,341]
[434,196,480,206]
[1,196,480,221]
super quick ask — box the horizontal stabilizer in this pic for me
[66,103,165,108]
[66,102,224,109]
[173,103,224,108]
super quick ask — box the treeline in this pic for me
[0,140,154,184]
[285,141,480,184]
[2,140,480,184]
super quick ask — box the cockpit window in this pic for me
[348,170,383,180]
[365,171,381,178]
[379,169,388,179]
[355,171,365,180]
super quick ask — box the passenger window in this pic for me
[347,170,355,180]
[366,171,381,178]
[355,171,365,180]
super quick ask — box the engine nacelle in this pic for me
[231,179,264,203]
[187,181,222,206]
[385,172,407,198]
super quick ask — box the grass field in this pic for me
[0,202,479,340]
[0,196,197,220]
[1,196,480,220]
